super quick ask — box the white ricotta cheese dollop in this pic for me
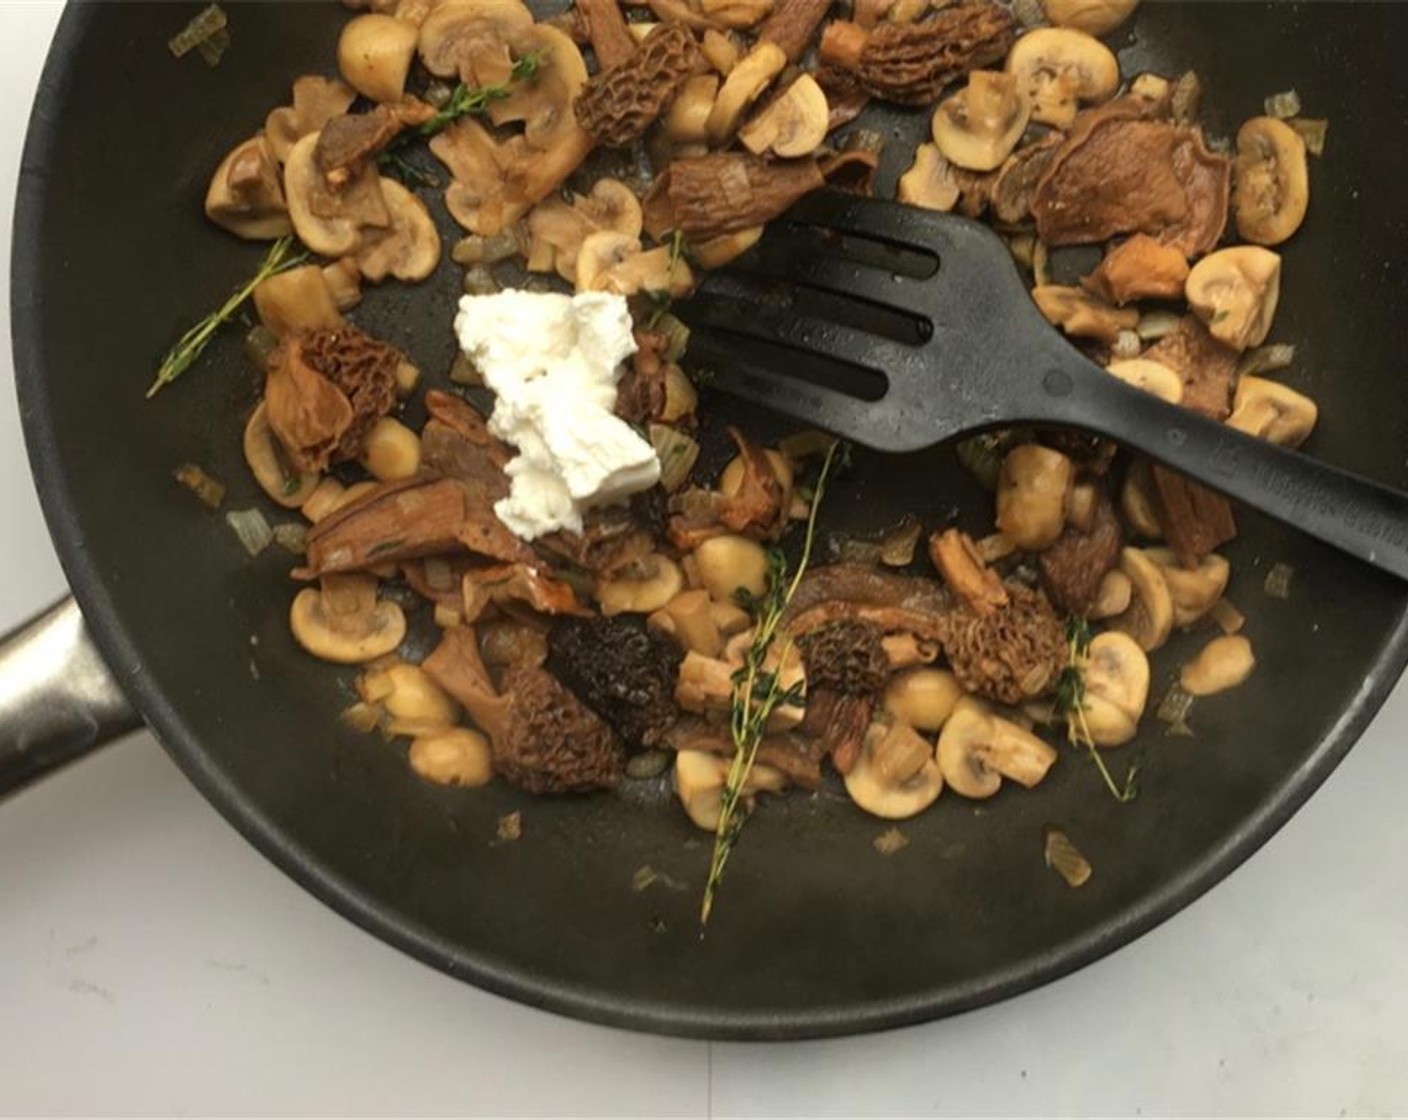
[453,290,661,540]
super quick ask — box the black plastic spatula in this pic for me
[676,191,1408,581]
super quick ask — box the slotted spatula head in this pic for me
[676,191,1079,452]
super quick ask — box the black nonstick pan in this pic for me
[3,0,1407,1040]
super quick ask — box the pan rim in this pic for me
[12,3,1408,1041]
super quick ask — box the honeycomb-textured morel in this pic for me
[298,326,402,460]
[796,620,889,695]
[942,583,1066,705]
[855,3,1015,106]
[574,23,701,148]
[495,663,625,793]
[548,615,683,747]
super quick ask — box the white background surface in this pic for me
[1,2,1407,1116]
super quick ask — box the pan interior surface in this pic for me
[13,1,1408,1038]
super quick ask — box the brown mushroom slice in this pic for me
[1083,233,1190,305]
[417,0,534,85]
[1039,0,1138,35]
[528,180,643,280]
[290,574,407,664]
[1109,546,1174,652]
[844,721,944,819]
[706,39,788,144]
[1151,466,1236,567]
[483,26,589,149]
[931,70,1030,172]
[1032,285,1139,344]
[577,0,638,69]
[265,76,357,163]
[1141,315,1239,420]
[937,697,1057,798]
[989,134,1059,224]
[1004,27,1117,127]
[1143,547,1229,629]
[1081,630,1149,747]
[1180,634,1255,696]
[253,264,346,338]
[1233,116,1309,246]
[1227,375,1318,448]
[244,401,320,508]
[433,117,526,235]
[667,152,826,240]
[898,143,961,211]
[1184,246,1281,352]
[338,13,419,103]
[355,177,443,282]
[205,135,291,240]
[575,232,694,297]
[739,73,830,158]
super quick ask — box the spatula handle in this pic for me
[1034,355,1408,582]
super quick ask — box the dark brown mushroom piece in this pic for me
[419,389,513,498]
[664,717,825,789]
[548,615,683,747]
[575,0,638,69]
[818,2,1016,106]
[942,583,1066,705]
[813,66,870,132]
[265,75,358,163]
[575,23,701,148]
[1039,486,1123,615]
[1031,98,1231,258]
[1150,466,1237,567]
[760,0,834,60]
[666,152,826,240]
[782,563,956,646]
[1140,314,1239,419]
[614,330,670,425]
[795,619,890,774]
[989,133,1060,225]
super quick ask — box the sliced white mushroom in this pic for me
[290,574,406,664]
[1080,630,1149,747]
[1233,116,1309,246]
[665,74,722,143]
[1227,376,1318,448]
[408,728,493,786]
[355,177,443,282]
[656,589,724,657]
[1145,548,1230,628]
[205,135,291,240]
[244,401,320,507]
[705,39,787,144]
[1184,246,1282,352]
[1005,27,1119,127]
[1040,0,1139,35]
[338,13,419,103]
[1180,634,1256,696]
[931,71,1031,172]
[844,721,944,819]
[1106,358,1183,404]
[283,132,364,257]
[597,554,686,615]
[1109,547,1174,651]
[883,667,964,733]
[674,750,786,830]
[897,143,961,212]
[938,698,1058,799]
[1089,567,1133,619]
[739,74,829,158]
[1033,285,1139,343]
[692,534,771,603]
[996,444,1074,551]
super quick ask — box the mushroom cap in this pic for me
[936,698,1002,798]
[1081,630,1149,747]
[355,176,443,282]
[1110,546,1174,651]
[1233,116,1309,247]
[898,143,961,212]
[205,135,292,241]
[1180,634,1256,697]
[1039,0,1139,35]
[408,728,494,787]
[1227,375,1318,448]
[1005,27,1119,127]
[290,575,407,664]
[739,73,830,159]
[674,749,786,830]
[995,443,1074,551]
[338,13,419,103]
[1105,358,1183,403]
[253,263,346,338]
[418,0,535,83]
[243,400,320,508]
[1144,547,1229,628]
[284,131,366,257]
[931,70,1031,173]
[844,721,944,819]
[1185,246,1282,352]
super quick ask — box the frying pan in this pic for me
[3,0,1407,1040]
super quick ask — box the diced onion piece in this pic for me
[1170,70,1202,123]
[1237,343,1296,376]
[779,429,837,460]
[424,556,456,592]
[650,424,701,492]
[462,266,500,296]
[1136,309,1181,341]
[1111,329,1142,359]
[272,521,308,554]
[879,516,922,567]
[1209,597,1246,635]
[1010,0,1045,28]
[1264,562,1294,600]
[1044,828,1092,887]
[340,701,382,734]
[451,230,522,266]
[173,462,226,509]
[168,3,227,58]
[225,507,273,557]
[1156,681,1195,736]
[1264,88,1303,119]
[448,353,483,386]
[874,827,910,856]
[244,325,279,370]
[433,603,463,629]
[653,312,691,362]
[955,433,1005,491]
[1287,117,1328,157]
[196,26,231,67]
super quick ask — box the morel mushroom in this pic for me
[942,583,1066,705]
[549,615,683,747]
[575,23,701,148]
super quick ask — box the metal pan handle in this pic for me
[0,598,140,797]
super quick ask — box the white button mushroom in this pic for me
[597,554,686,615]
[1180,634,1256,696]
[705,40,788,144]
[1233,116,1310,246]
[243,401,320,508]
[359,417,423,481]
[996,444,1075,551]
[898,143,962,212]
[361,660,461,733]
[408,728,493,787]
[1004,28,1120,127]
[937,697,1059,799]
[338,13,419,104]
[844,721,945,820]
[1144,548,1230,628]
[1184,246,1282,352]
[253,264,346,338]
[1105,358,1184,404]
[674,750,787,831]
[1227,376,1318,448]
[204,135,292,241]
[930,71,1032,172]
[1080,631,1149,747]
[883,667,964,733]
[290,574,407,664]
[1109,547,1174,651]
[739,73,830,159]
[665,74,722,144]
[691,534,771,603]
[1039,0,1140,36]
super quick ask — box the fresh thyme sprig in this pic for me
[700,440,842,926]
[147,235,307,399]
[1054,616,1140,803]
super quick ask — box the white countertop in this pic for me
[2,3,1407,1115]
